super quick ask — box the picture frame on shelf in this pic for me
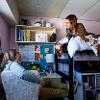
[35,33,48,42]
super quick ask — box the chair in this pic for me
[1,70,40,100]
[1,70,68,100]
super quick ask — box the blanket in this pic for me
[56,35,100,58]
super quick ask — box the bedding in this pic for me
[67,36,92,58]
[56,34,100,58]
[58,37,68,44]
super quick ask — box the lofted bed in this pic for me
[55,34,100,100]
[56,34,100,58]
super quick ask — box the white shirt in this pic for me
[4,60,13,70]
[7,61,25,78]
[67,36,91,57]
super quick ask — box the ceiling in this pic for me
[15,0,69,18]
[15,0,100,21]
[0,0,100,25]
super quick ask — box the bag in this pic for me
[50,33,56,42]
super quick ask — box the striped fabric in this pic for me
[39,78,68,100]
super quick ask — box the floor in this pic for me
[0,95,6,100]
[0,88,6,100]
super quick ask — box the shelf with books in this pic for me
[16,41,56,44]
[15,25,56,43]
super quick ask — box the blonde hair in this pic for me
[75,23,89,42]
[9,49,22,64]
[8,49,17,61]
[1,49,17,70]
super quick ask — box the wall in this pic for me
[10,17,100,49]
[0,15,10,51]
[21,16,100,41]
[11,16,100,69]
[10,27,17,49]
[79,20,100,34]
[21,16,67,41]
[18,44,55,70]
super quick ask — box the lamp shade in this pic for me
[45,54,55,63]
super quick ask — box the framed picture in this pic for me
[35,33,48,42]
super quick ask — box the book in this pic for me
[23,30,26,41]
[26,30,30,41]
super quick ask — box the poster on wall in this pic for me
[34,45,41,62]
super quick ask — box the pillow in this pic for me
[76,36,97,55]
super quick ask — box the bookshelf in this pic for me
[15,25,56,70]
[15,25,56,43]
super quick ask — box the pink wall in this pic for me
[79,20,100,35]
[21,16,66,41]
[0,15,10,52]
[10,27,17,49]
[9,17,100,48]
[21,16,100,41]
